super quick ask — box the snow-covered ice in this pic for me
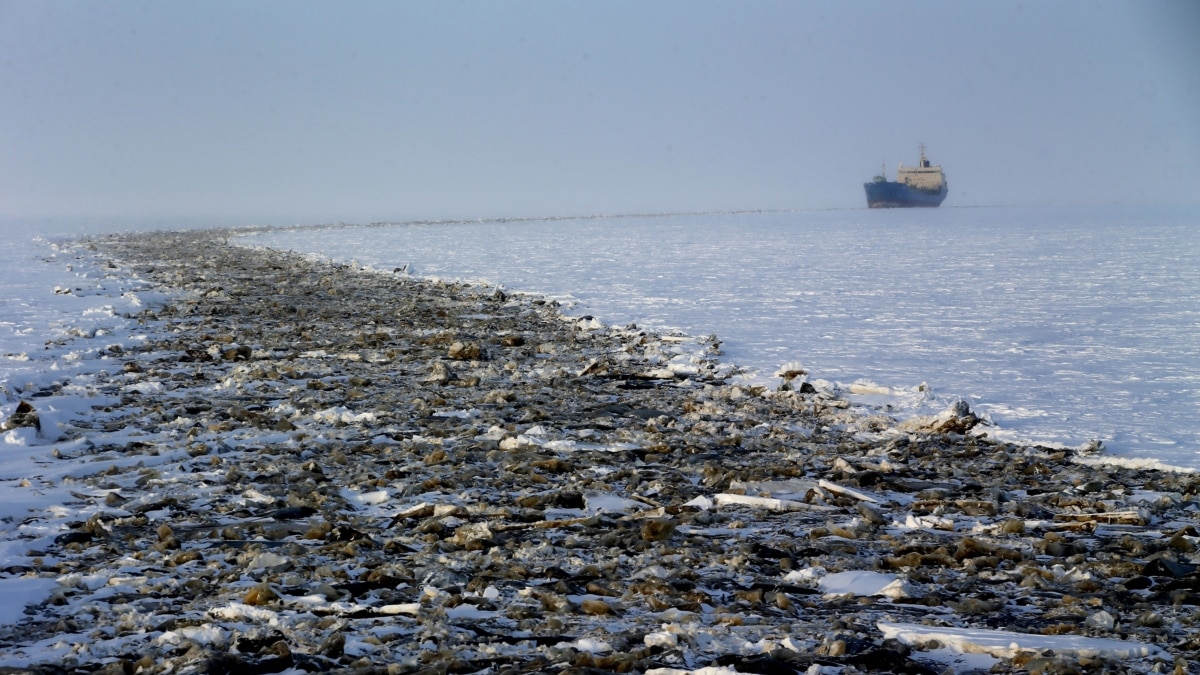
[0,235,163,498]
[878,620,1169,660]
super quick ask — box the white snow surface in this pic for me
[878,620,1169,660]
[816,570,909,598]
[240,206,1200,470]
[0,230,175,628]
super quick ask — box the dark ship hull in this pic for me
[864,180,948,208]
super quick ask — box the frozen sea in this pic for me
[1,210,1188,665]
[239,206,1200,470]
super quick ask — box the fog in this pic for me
[2,1,1198,227]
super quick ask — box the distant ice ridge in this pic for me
[238,205,1200,470]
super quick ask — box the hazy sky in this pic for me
[2,1,1198,226]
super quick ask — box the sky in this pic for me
[2,1,1198,227]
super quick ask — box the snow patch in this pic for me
[878,621,1169,660]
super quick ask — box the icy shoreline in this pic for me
[1,230,1198,673]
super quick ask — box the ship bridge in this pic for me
[896,144,946,191]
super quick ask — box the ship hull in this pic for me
[864,180,948,208]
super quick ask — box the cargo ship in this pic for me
[864,145,948,208]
